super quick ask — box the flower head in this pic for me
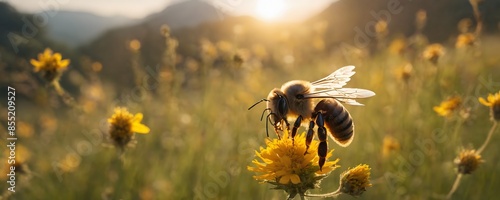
[455,149,483,174]
[375,20,388,38]
[382,135,400,158]
[434,96,461,117]
[1,145,31,178]
[247,131,339,197]
[338,164,372,196]
[478,91,500,121]
[30,48,70,82]
[394,63,413,83]
[388,38,406,55]
[108,107,150,150]
[422,43,445,64]
[456,33,475,48]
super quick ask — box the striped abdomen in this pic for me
[314,99,354,146]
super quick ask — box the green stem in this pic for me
[446,173,463,199]
[477,121,498,154]
[304,188,341,198]
[451,118,464,146]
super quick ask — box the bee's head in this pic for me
[247,89,289,136]
[281,80,313,117]
[267,89,288,123]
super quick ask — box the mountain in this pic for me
[44,11,138,47]
[80,0,226,90]
[143,0,222,29]
[309,0,500,47]
[0,2,79,99]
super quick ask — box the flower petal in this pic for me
[132,123,150,134]
[279,175,291,184]
[59,59,70,68]
[132,113,143,123]
[479,97,492,107]
[290,174,301,184]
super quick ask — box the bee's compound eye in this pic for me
[277,96,287,116]
[296,94,304,99]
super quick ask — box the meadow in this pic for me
[2,5,500,200]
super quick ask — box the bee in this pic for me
[248,65,375,170]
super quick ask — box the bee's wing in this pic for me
[310,65,356,89]
[303,88,375,106]
[305,65,375,106]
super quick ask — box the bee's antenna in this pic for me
[248,99,269,110]
[265,112,278,138]
[260,108,271,121]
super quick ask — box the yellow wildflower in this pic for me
[415,10,427,31]
[338,164,372,196]
[247,130,339,198]
[375,20,388,37]
[456,33,475,48]
[382,135,400,158]
[422,43,445,64]
[433,97,461,117]
[388,38,406,55]
[129,39,141,52]
[478,91,500,121]
[394,63,413,83]
[1,145,31,179]
[30,48,70,82]
[108,107,150,150]
[455,149,483,174]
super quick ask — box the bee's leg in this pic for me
[304,120,315,155]
[284,118,291,133]
[291,115,303,144]
[316,112,328,171]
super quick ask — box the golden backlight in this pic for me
[255,0,287,21]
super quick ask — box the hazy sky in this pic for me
[5,0,335,22]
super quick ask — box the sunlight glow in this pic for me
[256,0,287,21]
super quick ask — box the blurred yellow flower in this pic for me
[382,135,400,157]
[415,9,427,31]
[58,153,81,173]
[434,97,461,117]
[129,39,141,51]
[247,130,339,196]
[455,149,482,174]
[422,43,445,64]
[395,63,413,83]
[30,48,70,82]
[388,38,406,55]
[375,20,388,35]
[456,33,475,48]
[338,164,372,196]
[1,145,32,178]
[108,107,150,150]
[478,91,500,121]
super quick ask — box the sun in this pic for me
[255,0,287,21]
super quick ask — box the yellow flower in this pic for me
[108,107,150,150]
[455,149,483,174]
[338,164,372,196]
[375,20,388,36]
[388,38,406,55]
[422,43,445,64]
[433,96,461,117]
[30,48,70,82]
[478,91,500,121]
[382,135,400,158]
[394,63,413,83]
[455,33,475,48]
[129,39,141,52]
[247,130,339,197]
[1,145,31,178]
